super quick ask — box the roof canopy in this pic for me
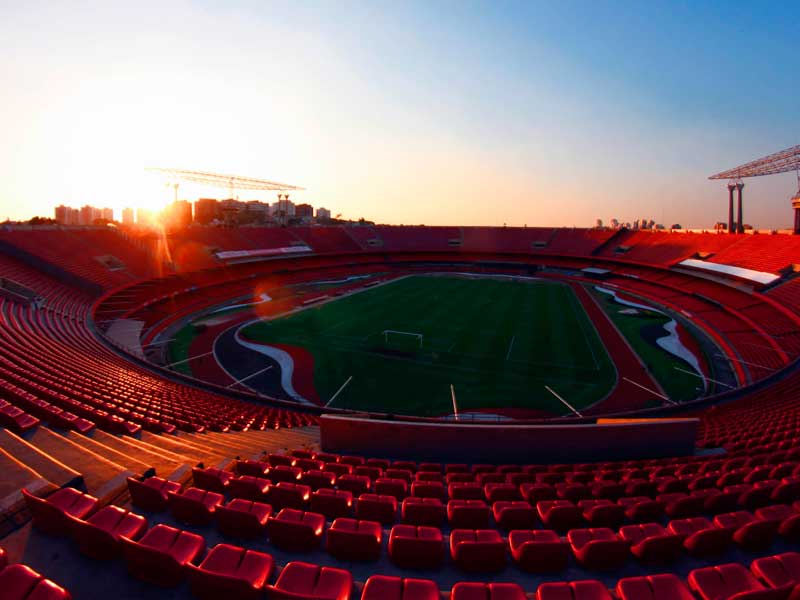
[709,144,800,180]
[147,168,304,191]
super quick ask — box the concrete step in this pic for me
[179,432,258,459]
[25,428,131,496]
[0,447,55,515]
[89,430,186,477]
[194,431,268,455]
[65,432,153,477]
[0,428,83,490]
[140,431,224,465]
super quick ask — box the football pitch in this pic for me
[240,275,616,417]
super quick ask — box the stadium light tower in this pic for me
[710,144,800,233]
[146,168,305,205]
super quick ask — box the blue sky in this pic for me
[0,1,797,228]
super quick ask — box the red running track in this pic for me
[568,281,668,416]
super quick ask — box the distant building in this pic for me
[79,205,95,226]
[122,207,135,226]
[67,208,79,225]
[595,218,603,229]
[220,199,245,227]
[316,207,331,221]
[101,207,114,222]
[54,205,69,225]
[296,203,313,223]
[242,201,270,225]
[194,198,220,224]
[610,218,619,229]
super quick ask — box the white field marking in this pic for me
[622,377,676,405]
[714,353,776,372]
[674,367,736,389]
[164,350,214,369]
[450,384,459,421]
[227,365,274,388]
[275,333,602,386]
[447,341,457,352]
[326,376,353,407]
[545,385,583,417]
[505,335,516,361]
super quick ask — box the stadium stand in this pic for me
[4,225,800,598]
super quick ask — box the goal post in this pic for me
[382,329,423,348]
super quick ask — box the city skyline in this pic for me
[1,2,798,229]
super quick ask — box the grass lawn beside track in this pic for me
[591,288,706,404]
[241,275,616,417]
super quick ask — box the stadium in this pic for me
[4,3,800,600]
[4,162,800,598]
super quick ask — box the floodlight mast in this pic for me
[708,144,800,234]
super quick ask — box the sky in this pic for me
[0,1,797,229]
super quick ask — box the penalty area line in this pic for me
[674,366,736,389]
[622,376,676,405]
[227,365,273,389]
[505,335,516,361]
[544,385,582,417]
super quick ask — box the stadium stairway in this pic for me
[0,425,320,540]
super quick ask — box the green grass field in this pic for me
[240,275,616,417]
[591,288,706,403]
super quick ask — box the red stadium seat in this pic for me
[401,497,446,526]
[492,500,537,530]
[310,488,353,520]
[361,575,440,600]
[449,482,484,501]
[120,523,206,586]
[536,580,613,600]
[616,574,695,600]
[447,499,490,529]
[69,505,147,559]
[0,563,72,600]
[356,493,397,525]
[191,467,232,493]
[228,475,271,502]
[578,499,626,528]
[269,482,311,511]
[168,487,224,525]
[235,459,269,477]
[267,508,325,551]
[751,552,800,589]
[537,500,585,532]
[714,510,780,550]
[508,529,569,573]
[301,470,336,491]
[619,523,684,563]
[326,518,382,561]
[688,562,791,600]
[388,524,444,569]
[215,498,272,538]
[375,477,409,500]
[127,476,181,512]
[450,582,526,600]
[567,527,630,570]
[484,483,522,503]
[187,543,274,600]
[265,561,352,600]
[23,487,97,536]
[411,481,446,500]
[668,516,732,556]
[450,529,507,572]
